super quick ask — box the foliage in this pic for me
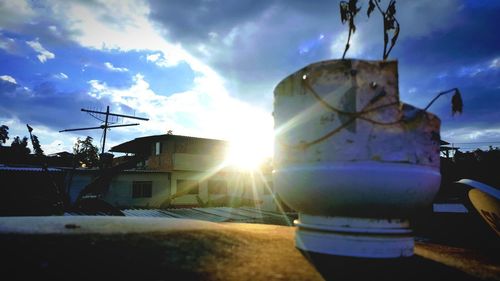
[0,125,8,145]
[339,0,400,60]
[73,136,99,168]
[31,134,45,156]
[11,136,31,155]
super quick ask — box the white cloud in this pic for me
[0,75,17,84]
[223,26,239,47]
[26,39,55,63]
[442,126,500,151]
[490,57,500,69]
[330,30,365,59]
[146,53,161,62]
[49,1,197,69]
[146,52,182,67]
[104,62,129,72]
[53,72,68,79]
[208,31,218,40]
[0,36,17,54]
[87,73,274,157]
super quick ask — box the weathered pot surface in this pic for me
[273,59,441,258]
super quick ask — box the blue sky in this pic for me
[0,0,499,156]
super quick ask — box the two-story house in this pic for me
[96,134,276,210]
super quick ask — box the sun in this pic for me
[225,136,272,171]
[218,102,274,171]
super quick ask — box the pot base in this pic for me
[295,214,414,258]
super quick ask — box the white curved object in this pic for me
[456,179,500,200]
[455,179,500,236]
[275,162,440,217]
[273,60,441,258]
[295,215,414,258]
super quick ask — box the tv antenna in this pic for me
[59,106,149,154]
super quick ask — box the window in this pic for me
[208,180,227,195]
[177,180,199,195]
[132,181,152,198]
[155,142,162,155]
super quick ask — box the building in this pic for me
[67,134,277,210]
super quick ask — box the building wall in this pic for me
[172,153,225,171]
[144,138,227,172]
[67,172,95,204]
[104,172,171,208]
[169,169,277,211]
[65,162,279,211]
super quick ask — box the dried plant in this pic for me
[368,0,400,60]
[339,0,361,59]
[424,88,463,116]
[339,0,400,60]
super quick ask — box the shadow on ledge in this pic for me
[300,250,484,281]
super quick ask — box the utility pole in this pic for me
[60,106,149,155]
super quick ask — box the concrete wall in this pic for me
[172,153,224,171]
[66,168,278,211]
[169,170,278,211]
[104,172,171,208]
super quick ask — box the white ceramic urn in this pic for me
[273,60,441,258]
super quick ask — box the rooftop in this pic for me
[110,133,229,153]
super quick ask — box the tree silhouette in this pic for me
[31,134,44,156]
[0,125,8,145]
[11,136,31,155]
[73,136,99,168]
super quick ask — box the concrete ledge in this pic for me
[0,216,498,280]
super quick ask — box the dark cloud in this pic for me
[0,79,114,131]
[148,0,276,44]
[147,0,339,105]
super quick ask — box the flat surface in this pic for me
[0,216,498,281]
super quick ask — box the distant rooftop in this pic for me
[0,164,62,172]
[110,133,228,153]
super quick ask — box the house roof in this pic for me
[0,164,62,172]
[440,140,450,145]
[440,146,460,151]
[47,151,74,157]
[110,134,228,153]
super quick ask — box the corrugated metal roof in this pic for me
[63,207,296,225]
[0,165,62,172]
[167,208,229,222]
[193,208,252,221]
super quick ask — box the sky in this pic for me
[0,0,499,158]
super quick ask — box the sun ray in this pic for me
[255,169,293,226]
